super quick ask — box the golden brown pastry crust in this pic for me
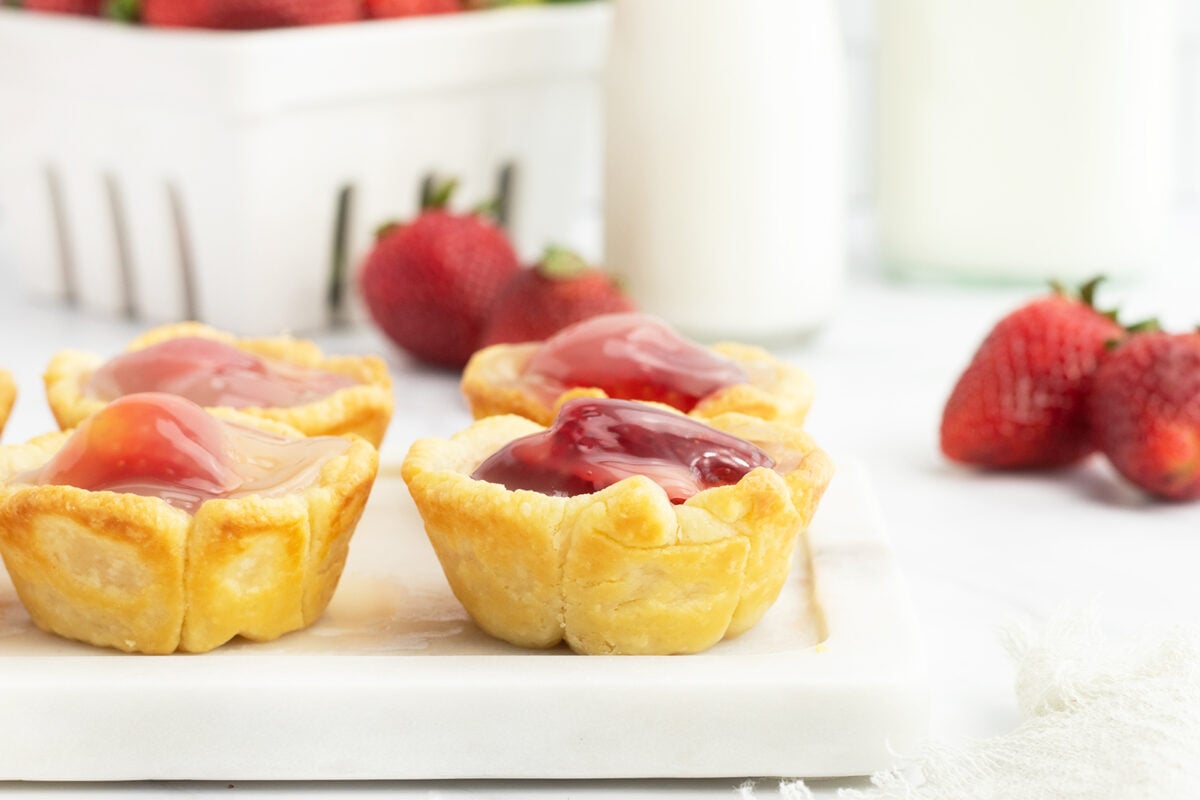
[461,340,814,428]
[44,322,394,447]
[0,412,378,654]
[402,412,833,655]
[0,370,14,441]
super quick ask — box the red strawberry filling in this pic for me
[23,393,349,514]
[471,398,774,504]
[521,313,749,412]
[85,337,357,410]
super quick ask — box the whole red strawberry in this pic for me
[1090,330,1200,500]
[23,0,103,14]
[366,0,462,18]
[359,182,520,369]
[479,248,635,348]
[940,279,1124,469]
[141,0,361,29]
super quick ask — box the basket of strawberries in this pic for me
[0,0,608,333]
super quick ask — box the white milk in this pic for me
[878,0,1175,284]
[603,0,845,343]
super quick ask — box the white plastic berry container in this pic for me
[0,4,608,333]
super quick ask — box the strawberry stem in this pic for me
[1126,318,1162,334]
[1078,275,1105,308]
[1052,274,1128,326]
[421,178,458,212]
[539,246,588,280]
[472,197,501,220]
[106,0,139,21]
[1049,275,1106,308]
[1103,317,1158,350]
[374,220,401,241]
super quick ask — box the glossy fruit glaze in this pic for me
[471,398,774,504]
[85,337,357,409]
[521,313,749,412]
[22,393,349,514]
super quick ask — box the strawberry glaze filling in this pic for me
[521,313,749,413]
[85,337,358,409]
[471,398,775,504]
[20,393,349,514]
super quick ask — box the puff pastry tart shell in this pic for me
[45,322,394,447]
[462,341,814,428]
[0,413,378,654]
[402,412,833,655]
[0,370,14,440]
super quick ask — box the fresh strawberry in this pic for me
[366,0,462,18]
[140,0,361,29]
[358,181,521,369]
[478,248,634,348]
[1090,330,1200,500]
[940,279,1124,469]
[22,0,103,14]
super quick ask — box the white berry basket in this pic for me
[0,4,608,334]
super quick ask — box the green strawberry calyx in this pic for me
[1051,274,1132,326]
[421,177,458,212]
[538,246,590,281]
[374,220,402,242]
[374,175,505,241]
[1048,276,1164,350]
[106,0,140,22]
[422,177,504,222]
[1126,318,1163,334]
[373,177,459,241]
[1104,318,1163,351]
[1050,275,1115,318]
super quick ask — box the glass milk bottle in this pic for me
[604,0,845,343]
[878,0,1175,284]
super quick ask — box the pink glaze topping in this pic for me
[522,313,749,412]
[85,337,357,409]
[24,393,349,514]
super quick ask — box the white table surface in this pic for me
[1,225,1199,797]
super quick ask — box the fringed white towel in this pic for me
[761,615,1200,799]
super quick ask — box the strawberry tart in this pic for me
[462,312,815,427]
[402,397,832,655]
[0,393,378,653]
[45,322,394,447]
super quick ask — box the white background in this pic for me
[1,1,1199,797]
[837,0,1200,268]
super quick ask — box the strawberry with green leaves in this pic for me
[358,181,520,369]
[479,247,634,348]
[1090,329,1200,501]
[940,279,1125,469]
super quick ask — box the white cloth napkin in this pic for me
[746,614,1200,799]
